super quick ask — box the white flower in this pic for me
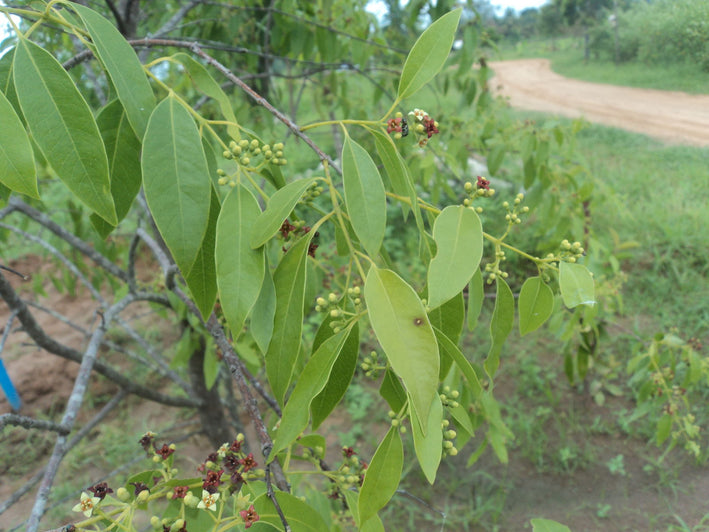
[197,489,220,511]
[72,492,100,517]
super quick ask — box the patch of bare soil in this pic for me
[490,58,709,147]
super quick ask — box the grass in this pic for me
[494,37,709,94]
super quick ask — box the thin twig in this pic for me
[0,272,200,408]
[189,44,341,173]
[25,290,140,531]
[0,414,69,434]
[6,198,128,282]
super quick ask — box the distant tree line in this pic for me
[477,0,709,71]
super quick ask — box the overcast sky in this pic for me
[493,0,549,13]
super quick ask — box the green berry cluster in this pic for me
[439,386,460,409]
[387,410,407,434]
[484,249,509,284]
[441,419,458,457]
[462,176,495,212]
[327,447,368,500]
[360,350,383,378]
[502,193,529,225]
[217,140,287,187]
[301,181,325,205]
[558,239,585,263]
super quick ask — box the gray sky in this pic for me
[493,0,549,13]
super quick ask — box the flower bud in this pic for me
[117,487,130,501]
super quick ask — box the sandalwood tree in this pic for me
[0,1,703,531]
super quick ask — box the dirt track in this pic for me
[490,58,709,147]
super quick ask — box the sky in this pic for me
[492,0,549,13]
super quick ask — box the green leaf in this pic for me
[266,233,313,405]
[342,135,386,258]
[481,391,512,463]
[0,89,37,198]
[343,491,385,532]
[13,37,116,224]
[250,178,316,248]
[484,278,514,379]
[358,426,403,525]
[410,394,443,484]
[311,321,360,430]
[434,326,483,399]
[203,341,219,390]
[427,205,483,309]
[397,9,462,100]
[250,258,276,354]
[142,96,211,275]
[270,328,350,460]
[72,4,155,138]
[252,491,328,532]
[531,518,572,532]
[428,292,465,346]
[171,53,240,141]
[559,262,596,308]
[185,186,219,319]
[216,184,265,334]
[657,413,673,445]
[487,144,506,175]
[518,276,554,336]
[365,266,439,431]
[467,269,484,331]
[371,129,419,219]
[92,99,143,236]
[379,368,407,413]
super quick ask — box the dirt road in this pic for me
[490,58,709,147]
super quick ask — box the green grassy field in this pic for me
[496,37,709,94]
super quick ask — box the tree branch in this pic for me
[3,198,129,283]
[0,272,199,409]
[0,414,69,434]
[26,290,137,531]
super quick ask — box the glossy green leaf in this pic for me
[13,37,116,224]
[342,135,386,258]
[397,9,462,100]
[266,233,313,405]
[411,394,443,484]
[434,326,483,399]
[311,321,360,430]
[73,4,155,138]
[216,184,265,334]
[270,328,350,460]
[559,262,596,308]
[0,89,37,198]
[185,187,220,319]
[142,96,211,274]
[427,205,483,309]
[358,426,403,525]
[365,266,439,430]
[518,276,554,336]
[484,278,514,379]
[252,491,327,532]
[92,99,142,236]
[171,53,239,141]
[531,518,572,532]
[250,178,315,248]
[467,269,484,331]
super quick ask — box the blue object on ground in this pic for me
[0,358,21,411]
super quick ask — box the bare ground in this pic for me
[490,58,709,147]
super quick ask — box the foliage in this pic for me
[0,1,706,531]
